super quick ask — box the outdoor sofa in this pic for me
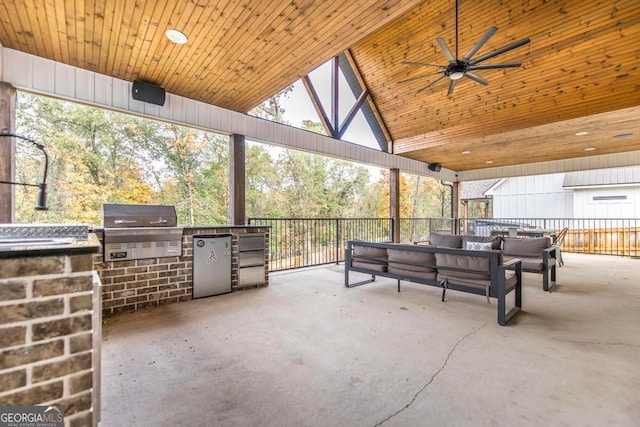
[344,239,522,326]
[425,233,558,292]
[502,237,557,291]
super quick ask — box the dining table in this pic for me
[490,227,557,242]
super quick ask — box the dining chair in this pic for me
[553,227,569,266]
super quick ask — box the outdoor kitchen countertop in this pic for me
[0,233,101,259]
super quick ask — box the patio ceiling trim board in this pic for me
[459,151,640,182]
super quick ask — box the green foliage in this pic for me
[245,143,377,218]
[248,86,293,123]
[15,93,229,226]
[301,119,326,135]
[375,170,451,218]
[13,90,451,229]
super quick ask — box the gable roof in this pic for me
[460,179,501,201]
[563,166,640,189]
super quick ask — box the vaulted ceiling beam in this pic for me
[302,75,337,138]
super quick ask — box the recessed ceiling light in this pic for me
[462,150,471,155]
[166,29,188,44]
[614,133,634,139]
[575,131,589,136]
[584,147,596,151]
[485,160,494,164]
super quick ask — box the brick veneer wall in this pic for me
[94,227,269,317]
[0,252,98,427]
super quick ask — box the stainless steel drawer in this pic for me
[239,234,265,251]
[239,266,265,286]
[239,250,264,267]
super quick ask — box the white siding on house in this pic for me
[573,187,640,218]
[488,174,573,218]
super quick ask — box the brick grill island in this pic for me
[94,226,270,317]
[0,233,102,427]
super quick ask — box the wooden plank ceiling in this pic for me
[0,0,638,172]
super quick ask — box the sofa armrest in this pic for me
[542,246,556,259]
[502,258,522,268]
[541,247,557,268]
[502,258,522,269]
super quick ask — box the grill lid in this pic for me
[103,204,178,228]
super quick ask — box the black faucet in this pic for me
[0,132,49,210]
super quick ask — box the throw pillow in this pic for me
[462,235,502,249]
[465,241,493,251]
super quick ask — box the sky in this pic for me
[251,60,386,180]
[278,61,380,151]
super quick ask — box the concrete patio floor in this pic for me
[100,253,640,427]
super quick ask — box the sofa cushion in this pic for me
[352,260,387,272]
[352,243,387,264]
[388,267,436,281]
[428,233,463,248]
[437,273,490,290]
[504,256,556,271]
[503,237,550,258]
[462,235,502,250]
[387,248,436,273]
[435,252,497,281]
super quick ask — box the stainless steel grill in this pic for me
[103,204,183,262]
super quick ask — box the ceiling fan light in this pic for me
[450,71,464,80]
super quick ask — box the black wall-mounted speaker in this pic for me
[132,80,166,106]
[428,163,442,172]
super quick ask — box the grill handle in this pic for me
[114,219,137,225]
[150,219,168,225]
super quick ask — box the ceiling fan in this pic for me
[400,0,531,95]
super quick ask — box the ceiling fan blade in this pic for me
[398,72,444,84]
[464,72,489,85]
[447,79,457,96]
[436,38,456,63]
[462,26,498,61]
[468,62,522,70]
[416,75,447,93]
[401,61,446,69]
[468,38,531,65]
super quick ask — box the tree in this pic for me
[301,119,326,135]
[375,171,450,218]
[245,143,286,218]
[248,86,293,123]
[247,93,377,219]
[123,121,230,226]
[15,93,229,226]
[16,93,157,224]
